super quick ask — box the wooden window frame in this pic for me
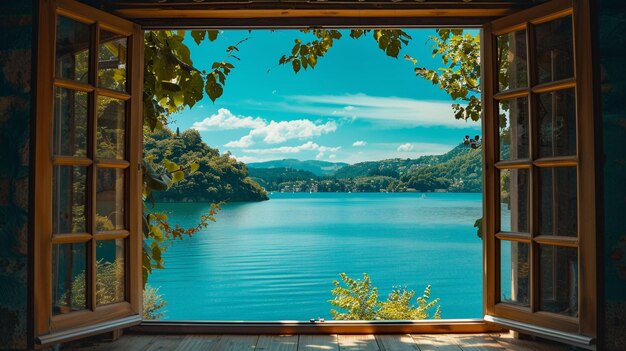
[129,1,596,347]
[30,0,598,348]
[482,0,597,347]
[33,0,143,346]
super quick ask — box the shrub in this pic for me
[329,273,441,320]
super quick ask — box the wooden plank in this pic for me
[376,334,419,351]
[208,335,259,351]
[337,335,380,351]
[69,334,156,351]
[299,334,339,351]
[490,334,567,351]
[145,335,185,351]
[411,334,463,351]
[256,335,298,351]
[115,8,515,20]
[446,334,505,351]
[174,335,220,351]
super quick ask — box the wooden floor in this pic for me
[65,332,570,351]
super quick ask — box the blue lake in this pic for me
[149,192,484,321]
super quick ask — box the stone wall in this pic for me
[0,1,35,349]
[596,1,626,350]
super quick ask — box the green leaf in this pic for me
[160,81,182,92]
[151,245,162,263]
[149,225,164,241]
[190,161,200,174]
[162,159,179,172]
[292,59,301,74]
[190,30,205,45]
[172,170,184,183]
[308,55,317,68]
[404,54,417,65]
[207,30,219,41]
[205,74,224,102]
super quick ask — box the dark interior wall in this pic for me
[0,1,35,349]
[596,1,626,350]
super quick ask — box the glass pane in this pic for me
[540,245,578,317]
[535,16,574,84]
[53,87,88,157]
[539,167,577,237]
[53,166,87,234]
[500,241,530,306]
[499,169,530,233]
[52,243,87,315]
[497,30,528,91]
[98,30,127,91]
[96,239,125,306]
[96,168,125,231]
[55,16,90,83]
[538,88,577,158]
[499,97,529,160]
[97,97,126,160]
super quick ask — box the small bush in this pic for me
[329,273,441,320]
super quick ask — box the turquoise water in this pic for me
[149,192,483,320]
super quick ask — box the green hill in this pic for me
[248,167,318,190]
[400,145,482,192]
[144,128,268,202]
[333,144,473,180]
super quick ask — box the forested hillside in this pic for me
[144,128,268,202]
[250,144,482,193]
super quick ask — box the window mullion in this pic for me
[526,20,540,314]
[87,21,100,312]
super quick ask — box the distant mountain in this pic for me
[247,159,348,176]
[246,144,482,193]
[333,144,471,179]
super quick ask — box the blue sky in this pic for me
[170,29,481,164]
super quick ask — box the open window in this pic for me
[34,0,143,345]
[482,0,596,347]
[31,0,596,348]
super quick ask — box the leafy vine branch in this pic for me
[141,29,255,287]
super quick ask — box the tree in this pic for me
[329,273,441,320]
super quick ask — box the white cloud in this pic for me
[397,143,414,152]
[329,154,337,159]
[225,119,337,148]
[191,108,265,131]
[280,93,480,129]
[193,108,338,149]
[352,140,367,147]
[243,141,341,155]
[230,155,271,164]
[224,135,254,148]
